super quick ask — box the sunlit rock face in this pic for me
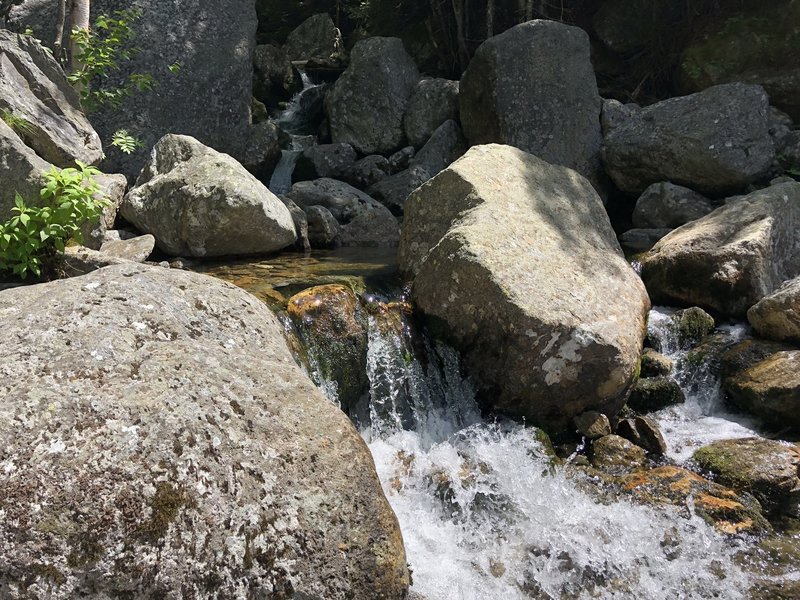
[399,144,650,433]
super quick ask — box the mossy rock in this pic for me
[590,434,647,475]
[627,377,685,413]
[673,307,715,346]
[640,348,672,377]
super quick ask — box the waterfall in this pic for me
[268,149,302,195]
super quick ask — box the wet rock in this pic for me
[409,119,467,178]
[591,435,647,475]
[399,144,649,432]
[747,276,800,344]
[632,182,715,229]
[99,234,156,263]
[326,37,420,155]
[0,29,102,167]
[342,155,391,189]
[0,264,409,598]
[616,416,667,455]
[295,143,358,181]
[121,135,296,257]
[620,465,770,535]
[602,84,775,194]
[403,78,460,148]
[641,348,672,377]
[618,228,672,253]
[460,20,602,181]
[306,205,340,248]
[673,307,715,346]
[235,121,283,183]
[720,339,794,380]
[574,411,612,439]
[287,284,368,413]
[283,13,343,62]
[285,178,399,247]
[640,182,800,317]
[368,164,431,216]
[693,438,800,517]
[627,377,685,413]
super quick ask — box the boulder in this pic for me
[459,20,602,181]
[281,196,311,253]
[615,416,667,455]
[306,205,340,248]
[627,377,685,413]
[253,44,303,106]
[325,37,420,155]
[294,142,358,181]
[399,145,650,432]
[284,178,400,247]
[403,78,459,148]
[0,263,409,598]
[283,13,343,62]
[600,99,639,135]
[0,118,49,216]
[618,228,672,253]
[591,435,647,475]
[640,348,672,377]
[61,245,130,276]
[368,164,431,216]
[640,182,800,316]
[387,146,415,174]
[234,121,283,183]
[0,29,102,167]
[99,234,155,262]
[574,411,612,439]
[602,84,775,194]
[632,182,715,229]
[121,135,296,257]
[10,0,257,179]
[409,119,467,178]
[342,155,391,189]
[747,276,800,343]
[693,438,800,516]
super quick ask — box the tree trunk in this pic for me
[69,0,90,72]
[53,0,67,63]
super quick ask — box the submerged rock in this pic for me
[0,264,409,598]
[602,84,775,194]
[640,182,800,317]
[747,276,800,344]
[399,144,650,432]
[460,20,602,181]
[121,135,296,257]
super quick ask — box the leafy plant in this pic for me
[0,162,109,279]
[67,8,153,112]
[111,128,142,154]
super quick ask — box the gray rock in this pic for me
[283,13,343,62]
[574,411,612,439]
[77,173,127,251]
[602,84,775,194]
[778,130,800,174]
[368,164,431,216]
[0,119,49,216]
[325,37,420,155]
[0,29,102,167]
[632,182,715,229]
[342,155,391,189]
[388,146,415,174]
[121,135,296,257]
[410,119,467,178]
[591,435,647,475]
[60,245,130,276]
[285,178,399,247]
[100,234,156,262]
[627,377,685,413]
[600,99,640,136]
[10,0,257,179]
[399,145,650,432]
[640,182,800,316]
[403,78,459,148]
[618,228,673,253]
[295,143,358,181]
[280,196,311,253]
[460,20,602,181]
[616,416,667,456]
[306,205,340,248]
[641,348,672,377]
[0,263,410,598]
[103,229,139,243]
[253,44,303,106]
[235,121,283,183]
[748,276,800,344]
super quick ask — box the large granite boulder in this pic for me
[285,178,400,247]
[283,13,343,62]
[631,182,715,229]
[121,135,296,257]
[0,263,409,598]
[0,118,48,215]
[10,0,256,179]
[409,119,467,178]
[403,78,460,148]
[602,84,775,194]
[640,181,800,317]
[459,20,602,181]
[747,276,800,344]
[0,29,102,167]
[325,37,420,155]
[399,145,650,432]
[253,44,303,107]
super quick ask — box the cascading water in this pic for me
[268,72,326,195]
[645,307,761,463]
[308,307,756,599]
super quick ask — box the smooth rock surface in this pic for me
[460,20,602,181]
[121,135,296,257]
[399,145,650,432]
[602,84,775,194]
[627,377,685,413]
[0,263,409,598]
[99,234,156,262]
[409,119,467,178]
[632,182,715,229]
[640,182,800,317]
[0,118,48,215]
[747,277,800,344]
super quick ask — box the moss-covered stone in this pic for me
[627,376,685,413]
[590,434,647,475]
[137,482,192,544]
[673,307,715,346]
[640,348,672,377]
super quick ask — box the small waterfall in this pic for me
[268,149,302,195]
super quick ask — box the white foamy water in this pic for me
[357,315,753,599]
[646,308,762,463]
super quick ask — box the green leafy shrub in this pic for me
[0,162,109,280]
[110,128,143,154]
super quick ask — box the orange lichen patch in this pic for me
[695,493,744,512]
[715,519,754,535]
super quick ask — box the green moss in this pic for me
[66,535,104,568]
[693,447,749,489]
[674,307,715,346]
[137,482,192,544]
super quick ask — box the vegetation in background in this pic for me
[0,163,108,280]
